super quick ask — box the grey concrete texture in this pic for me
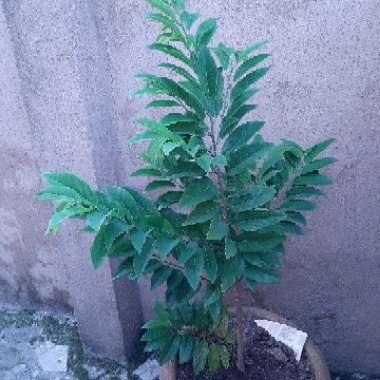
[0,0,379,374]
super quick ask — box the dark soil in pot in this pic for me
[177,318,315,380]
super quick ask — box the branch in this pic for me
[269,158,306,210]
[152,253,209,282]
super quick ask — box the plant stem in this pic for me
[208,58,247,373]
[152,253,209,282]
[235,281,246,373]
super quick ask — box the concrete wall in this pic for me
[0,0,379,374]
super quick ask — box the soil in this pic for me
[177,318,315,380]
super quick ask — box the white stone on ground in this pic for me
[255,319,308,361]
[35,341,69,372]
[0,324,74,380]
[133,358,160,380]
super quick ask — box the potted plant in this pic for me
[37,0,336,378]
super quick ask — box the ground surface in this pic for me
[0,304,134,380]
[0,304,378,380]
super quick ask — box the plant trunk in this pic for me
[235,281,246,373]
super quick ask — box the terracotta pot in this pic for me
[160,306,331,380]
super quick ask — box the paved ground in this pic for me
[0,304,378,380]
[332,374,380,380]
[0,304,135,380]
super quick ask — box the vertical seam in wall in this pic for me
[90,0,144,355]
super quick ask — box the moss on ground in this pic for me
[0,305,145,380]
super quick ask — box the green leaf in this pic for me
[286,211,307,225]
[181,11,199,29]
[214,313,229,339]
[231,67,270,100]
[287,186,324,199]
[145,180,175,192]
[157,237,180,259]
[156,191,183,208]
[227,88,260,119]
[243,253,273,269]
[131,228,149,253]
[87,211,108,232]
[235,211,285,232]
[238,233,285,252]
[179,178,218,210]
[305,138,335,162]
[146,13,186,44]
[158,63,199,84]
[183,201,219,226]
[301,157,337,174]
[149,43,192,67]
[212,43,234,69]
[166,161,203,179]
[222,121,265,153]
[113,257,134,279]
[186,136,206,157]
[208,344,221,373]
[133,239,153,277]
[228,140,272,176]
[151,266,173,289]
[126,187,158,214]
[141,325,172,342]
[143,318,170,330]
[38,172,96,205]
[185,249,204,290]
[104,220,129,250]
[275,221,304,235]
[204,283,222,307]
[144,259,162,275]
[225,238,237,258]
[143,75,204,117]
[106,186,139,221]
[205,250,218,283]
[178,241,198,264]
[245,266,281,284]
[219,345,230,369]
[221,260,236,292]
[209,298,222,323]
[212,155,227,167]
[148,0,176,19]
[136,118,184,145]
[196,18,217,46]
[131,167,161,177]
[236,40,269,62]
[245,277,257,292]
[220,103,258,137]
[160,335,181,365]
[196,154,212,173]
[108,238,135,258]
[179,335,194,364]
[46,204,88,234]
[193,340,209,375]
[145,99,180,109]
[91,223,108,270]
[161,112,197,126]
[173,0,186,10]
[234,53,271,81]
[259,140,302,175]
[281,199,316,211]
[294,173,333,186]
[154,300,170,321]
[227,186,276,212]
[207,214,228,241]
